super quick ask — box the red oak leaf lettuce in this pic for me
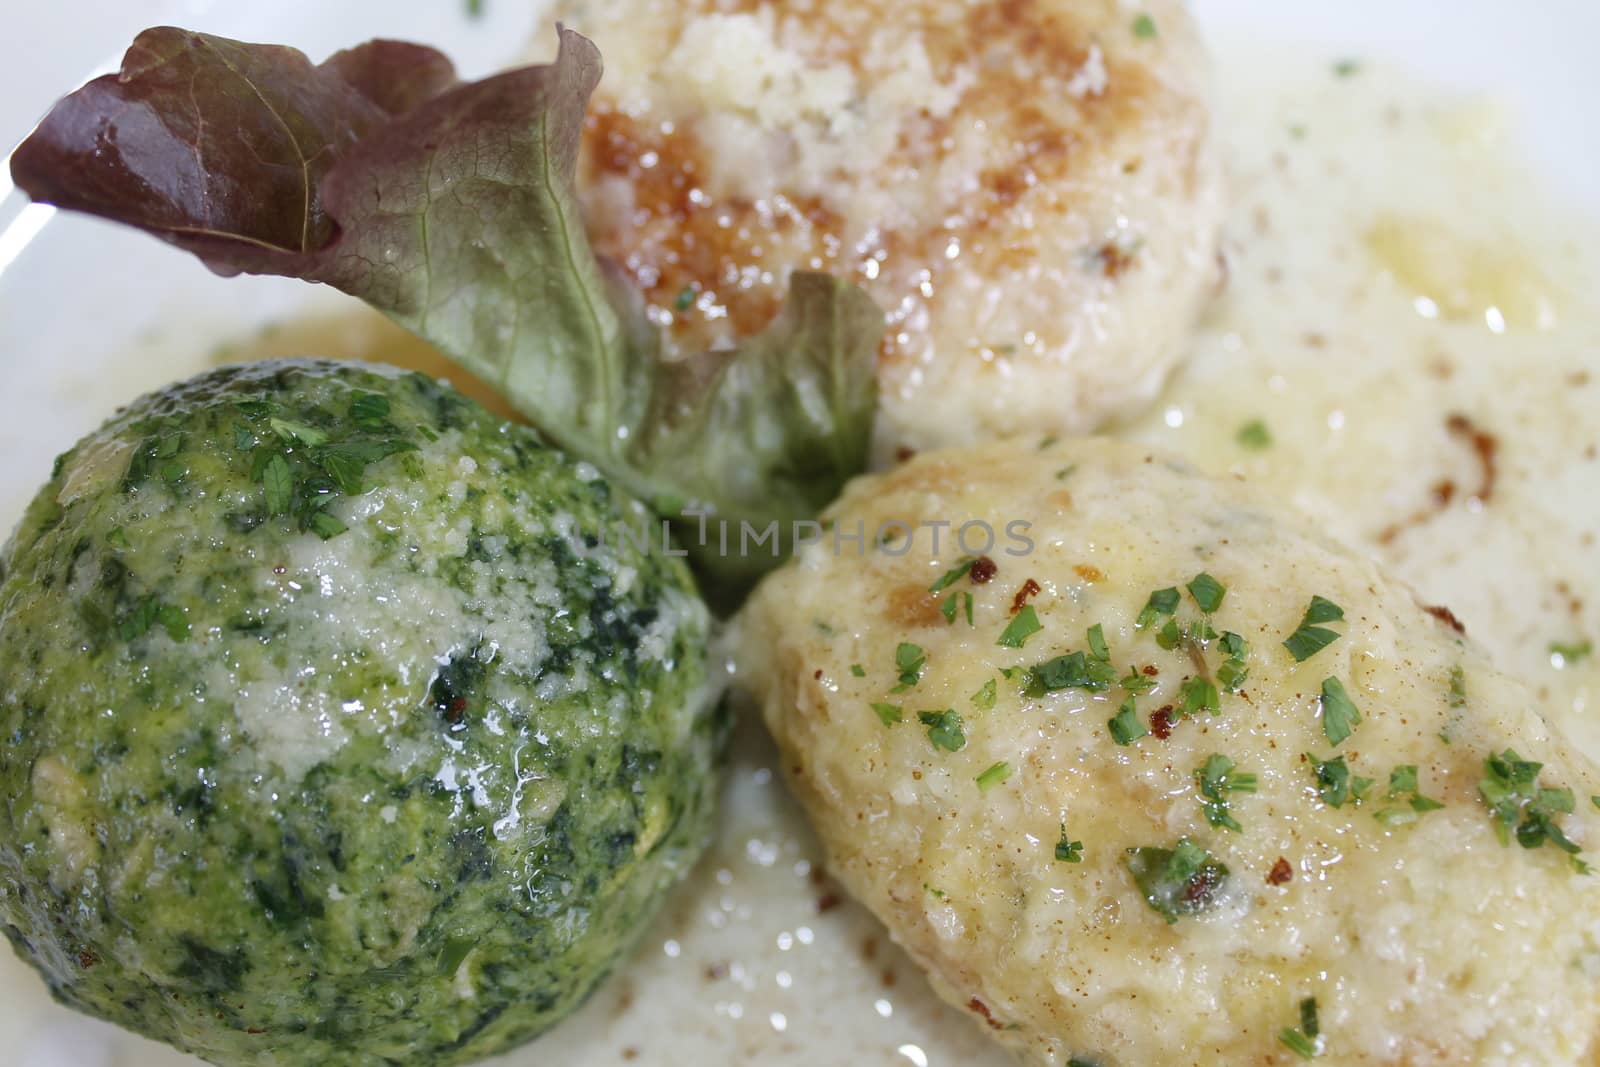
[11,25,882,588]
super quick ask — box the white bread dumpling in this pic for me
[540,0,1223,454]
[736,437,1600,1065]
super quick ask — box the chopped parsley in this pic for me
[1278,996,1322,1059]
[1158,616,1215,651]
[850,663,866,678]
[348,391,390,424]
[1014,650,1119,696]
[1217,631,1250,692]
[1388,765,1421,793]
[1195,754,1257,831]
[673,285,696,312]
[1087,623,1110,661]
[1186,572,1227,614]
[305,511,346,540]
[929,557,976,593]
[1236,418,1273,450]
[118,597,190,643]
[891,642,926,692]
[996,605,1043,648]
[1131,12,1158,38]
[1156,618,1182,650]
[1332,57,1362,78]
[1318,677,1361,746]
[975,761,1012,792]
[1055,828,1084,863]
[940,591,974,626]
[1447,664,1467,707]
[1284,595,1345,661]
[261,452,293,515]
[971,678,997,710]
[1135,587,1181,629]
[1372,764,1445,827]
[1306,753,1373,809]
[1179,676,1220,718]
[918,709,966,752]
[233,391,417,539]
[268,416,329,447]
[1108,698,1147,745]
[871,702,903,727]
[1551,639,1593,667]
[1125,839,1229,923]
[1480,749,1585,867]
[1120,667,1156,693]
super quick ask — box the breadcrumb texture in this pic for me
[535,0,1223,453]
[737,437,1600,1065]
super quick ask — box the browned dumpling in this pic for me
[737,437,1600,1065]
[537,0,1223,454]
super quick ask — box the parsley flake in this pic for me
[268,416,329,447]
[891,643,926,692]
[1551,639,1593,667]
[871,702,903,727]
[1278,997,1322,1059]
[1218,631,1250,692]
[305,509,347,540]
[118,597,189,643]
[1136,587,1180,629]
[1087,623,1110,661]
[1179,676,1220,718]
[1131,12,1158,38]
[1306,753,1373,808]
[1195,754,1257,831]
[941,591,975,625]
[1120,668,1156,693]
[1186,572,1227,614]
[1125,839,1229,923]
[260,453,293,516]
[918,709,966,752]
[850,663,866,678]
[1236,418,1273,450]
[1319,677,1361,746]
[1017,651,1119,696]
[1372,764,1445,826]
[976,761,1013,792]
[930,557,977,592]
[972,678,997,710]
[1108,698,1147,745]
[1055,829,1084,863]
[996,604,1043,648]
[1480,749,1585,867]
[1284,595,1345,661]
[348,392,391,424]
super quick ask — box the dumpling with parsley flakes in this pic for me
[736,436,1600,1065]
[0,359,724,1066]
[539,0,1224,454]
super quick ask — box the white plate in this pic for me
[3,4,1599,1066]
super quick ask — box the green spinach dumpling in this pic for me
[0,358,723,1065]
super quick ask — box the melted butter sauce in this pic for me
[4,44,1599,1067]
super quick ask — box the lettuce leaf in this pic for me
[11,25,882,588]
